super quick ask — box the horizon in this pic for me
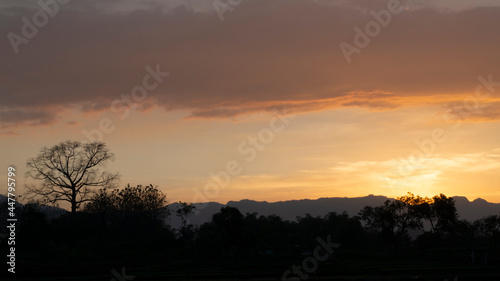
[190,194,500,205]
[6,192,500,210]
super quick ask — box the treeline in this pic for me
[2,186,500,262]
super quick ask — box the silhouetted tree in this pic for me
[430,193,459,236]
[398,192,431,220]
[212,206,244,256]
[258,214,292,255]
[325,211,365,249]
[26,140,119,213]
[474,214,500,240]
[176,201,196,239]
[297,214,327,250]
[83,184,170,254]
[84,184,169,221]
[20,205,48,243]
[82,188,117,215]
[213,206,244,229]
[359,199,422,249]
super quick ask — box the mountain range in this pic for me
[2,194,499,229]
[167,195,500,228]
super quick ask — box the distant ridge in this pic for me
[3,194,498,229]
[0,194,67,220]
[168,195,500,228]
[453,196,500,221]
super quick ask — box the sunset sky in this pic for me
[1,0,500,206]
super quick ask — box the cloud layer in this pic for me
[1,0,500,132]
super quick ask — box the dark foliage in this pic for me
[3,191,500,279]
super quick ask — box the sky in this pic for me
[1,0,500,207]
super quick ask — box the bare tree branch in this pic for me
[25,140,120,213]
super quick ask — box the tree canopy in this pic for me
[26,140,119,213]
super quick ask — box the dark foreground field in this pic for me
[2,191,500,281]
[7,248,500,281]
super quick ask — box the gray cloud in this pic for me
[1,0,499,131]
[0,107,59,129]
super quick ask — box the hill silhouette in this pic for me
[3,194,498,228]
[168,195,500,228]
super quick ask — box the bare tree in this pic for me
[26,140,119,213]
[176,202,196,231]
